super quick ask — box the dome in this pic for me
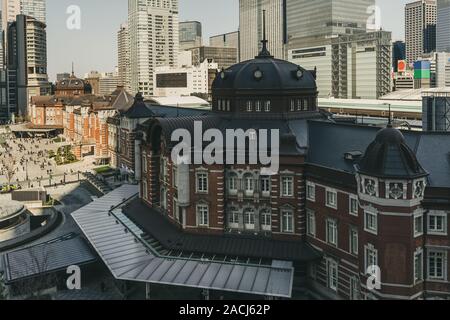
[212,56,317,91]
[358,125,428,179]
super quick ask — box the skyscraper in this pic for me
[2,0,46,32]
[437,0,450,52]
[405,0,437,63]
[179,21,202,50]
[128,0,179,97]
[239,0,286,61]
[117,23,130,91]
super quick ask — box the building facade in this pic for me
[2,0,46,33]
[117,23,130,91]
[436,0,450,52]
[209,31,239,50]
[189,46,237,70]
[128,0,179,97]
[179,21,202,50]
[405,0,437,64]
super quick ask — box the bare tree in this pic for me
[3,161,16,186]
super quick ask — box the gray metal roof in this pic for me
[71,185,294,298]
[2,234,97,283]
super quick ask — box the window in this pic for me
[349,227,358,255]
[246,101,252,112]
[428,212,447,235]
[364,211,378,234]
[142,154,147,173]
[349,196,358,216]
[297,99,302,111]
[173,198,179,221]
[197,204,209,227]
[326,219,338,246]
[228,208,239,228]
[414,213,423,237]
[255,100,261,112]
[160,188,167,210]
[414,250,423,283]
[281,210,294,233]
[228,173,238,193]
[196,172,208,193]
[226,100,231,111]
[350,277,360,300]
[172,167,178,188]
[326,259,338,292]
[307,210,316,237]
[142,181,148,200]
[306,182,315,201]
[265,101,271,112]
[261,210,272,231]
[261,176,271,195]
[290,99,295,111]
[244,174,255,196]
[428,251,446,280]
[244,208,256,230]
[365,245,378,273]
[281,176,294,197]
[326,189,337,209]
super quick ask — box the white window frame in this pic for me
[307,209,316,237]
[281,209,294,233]
[306,182,316,202]
[261,209,272,231]
[228,208,239,229]
[244,208,256,230]
[197,204,209,227]
[428,212,448,235]
[228,173,238,194]
[244,174,255,196]
[364,244,378,274]
[349,195,359,216]
[261,176,271,197]
[142,154,147,173]
[364,210,378,235]
[414,212,424,237]
[349,226,359,256]
[427,250,447,281]
[326,218,338,247]
[325,188,338,209]
[281,176,294,198]
[142,180,148,201]
[196,171,209,194]
[172,166,178,189]
[414,249,423,284]
[350,277,361,300]
[326,258,338,292]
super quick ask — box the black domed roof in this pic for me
[358,126,428,179]
[212,56,317,91]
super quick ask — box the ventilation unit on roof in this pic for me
[344,151,363,161]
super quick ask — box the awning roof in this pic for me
[71,185,294,298]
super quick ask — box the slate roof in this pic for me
[307,121,450,188]
[123,198,321,262]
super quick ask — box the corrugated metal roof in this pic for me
[71,185,294,298]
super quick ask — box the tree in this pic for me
[3,160,16,187]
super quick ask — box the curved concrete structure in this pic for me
[0,201,30,242]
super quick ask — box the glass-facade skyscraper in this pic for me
[437,0,450,52]
[179,21,202,50]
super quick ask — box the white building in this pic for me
[154,52,218,97]
[99,72,120,96]
[239,0,285,61]
[128,0,179,97]
[117,23,130,91]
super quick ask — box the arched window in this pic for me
[244,208,256,230]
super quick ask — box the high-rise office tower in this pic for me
[179,21,202,50]
[128,0,179,97]
[7,14,50,118]
[117,23,130,91]
[393,41,407,72]
[437,0,450,52]
[405,0,437,63]
[210,31,240,49]
[2,0,46,32]
[239,0,285,61]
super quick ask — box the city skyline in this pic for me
[46,0,410,82]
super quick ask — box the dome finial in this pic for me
[257,10,273,58]
[386,103,393,128]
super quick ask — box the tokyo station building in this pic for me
[73,42,450,300]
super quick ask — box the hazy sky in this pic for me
[46,0,410,81]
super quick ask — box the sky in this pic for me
[46,0,410,81]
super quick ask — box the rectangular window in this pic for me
[245,176,255,195]
[228,209,239,228]
[326,189,337,209]
[197,204,209,227]
[196,172,208,193]
[142,155,147,173]
[365,245,378,273]
[307,210,316,237]
[364,211,378,234]
[261,210,272,231]
[281,210,294,233]
[172,167,178,188]
[327,259,338,292]
[349,227,359,255]
[414,214,423,237]
[349,196,358,216]
[244,209,256,230]
[281,176,294,197]
[428,251,446,280]
[173,198,179,221]
[350,277,360,300]
[326,219,338,246]
[228,175,238,193]
[414,251,423,283]
[306,182,315,201]
[261,176,271,195]
[428,213,447,235]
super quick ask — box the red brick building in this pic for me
[118,42,450,300]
